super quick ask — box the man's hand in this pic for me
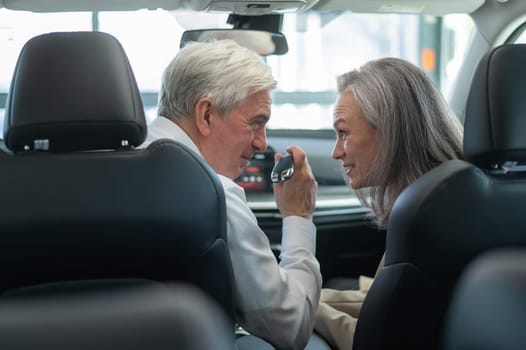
[273,146,317,219]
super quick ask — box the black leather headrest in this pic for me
[0,280,235,350]
[4,31,146,152]
[443,249,526,350]
[464,44,526,168]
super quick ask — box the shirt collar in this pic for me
[146,116,202,157]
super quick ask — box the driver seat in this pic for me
[1,31,235,325]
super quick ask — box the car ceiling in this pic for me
[1,0,486,15]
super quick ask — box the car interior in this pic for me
[1,0,526,349]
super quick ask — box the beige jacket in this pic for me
[314,255,385,350]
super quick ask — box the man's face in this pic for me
[201,90,271,179]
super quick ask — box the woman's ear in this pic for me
[195,97,214,137]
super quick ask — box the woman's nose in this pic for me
[331,142,342,160]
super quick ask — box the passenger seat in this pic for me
[352,43,526,350]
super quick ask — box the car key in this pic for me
[271,154,294,183]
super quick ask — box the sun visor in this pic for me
[314,0,484,15]
[190,0,319,15]
[2,0,185,11]
[3,0,317,14]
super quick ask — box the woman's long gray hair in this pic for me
[338,57,463,229]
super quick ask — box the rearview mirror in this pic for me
[180,29,289,56]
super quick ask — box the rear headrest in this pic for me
[4,31,146,152]
[464,44,526,169]
[0,280,235,350]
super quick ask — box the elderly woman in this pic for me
[315,57,464,350]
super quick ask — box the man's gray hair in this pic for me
[337,57,464,229]
[158,39,277,119]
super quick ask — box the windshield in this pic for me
[0,9,473,134]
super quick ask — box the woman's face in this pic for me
[331,91,378,189]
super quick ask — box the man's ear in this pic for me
[195,97,214,137]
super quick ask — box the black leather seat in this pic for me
[442,249,526,350]
[2,31,234,324]
[352,43,526,350]
[0,280,235,350]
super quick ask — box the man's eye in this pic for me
[252,122,264,130]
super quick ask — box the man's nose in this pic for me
[254,128,268,152]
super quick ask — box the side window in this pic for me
[511,24,526,43]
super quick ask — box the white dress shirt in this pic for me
[145,116,322,349]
